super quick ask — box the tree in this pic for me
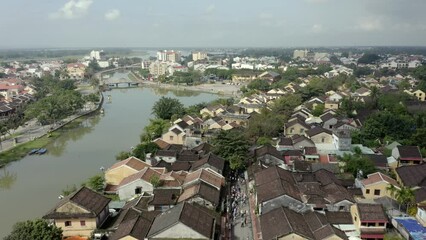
[271,94,303,121]
[246,79,271,92]
[5,219,63,240]
[115,151,131,161]
[150,175,162,188]
[152,97,184,120]
[361,111,415,141]
[339,153,376,178]
[62,184,77,196]
[312,104,325,117]
[211,129,250,170]
[140,118,171,143]
[132,142,160,160]
[357,53,381,64]
[86,174,104,192]
[246,108,285,141]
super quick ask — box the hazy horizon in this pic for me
[1,0,426,48]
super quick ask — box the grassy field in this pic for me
[0,117,86,165]
[0,131,61,164]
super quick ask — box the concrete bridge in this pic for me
[97,64,143,88]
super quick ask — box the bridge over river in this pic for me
[97,65,143,88]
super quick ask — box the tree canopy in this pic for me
[5,219,63,240]
[357,53,381,64]
[152,97,184,120]
[211,129,250,170]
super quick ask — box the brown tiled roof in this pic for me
[155,150,178,158]
[278,137,293,146]
[397,146,422,159]
[260,207,313,240]
[363,154,388,168]
[178,182,220,206]
[148,203,215,239]
[183,168,224,190]
[108,156,150,171]
[170,161,191,171]
[171,127,183,135]
[255,167,301,202]
[304,147,318,155]
[320,112,337,122]
[119,168,162,187]
[43,187,110,219]
[254,145,283,160]
[361,172,399,187]
[153,138,170,149]
[109,215,153,240]
[191,153,225,172]
[357,203,388,222]
[285,118,311,130]
[293,160,312,172]
[150,189,180,206]
[396,164,426,187]
[325,211,353,224]
[306,127,332,137]
[191,143,213,154]
[175,120,189,129]
[176,152,199,162]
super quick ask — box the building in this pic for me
[66,63,86,80]
[157,50,181,63]
[105,156,151,189]
[43,187,111,237]
[350,203,388,239]
[192,51,208,61]
[90,50,101,60]
[392,145,423,166]
[149,61,169,76]
[293,49,308,59]
[404,89,426,102]
[147,202,216,239]
[333,130,352,151]
[355,172,399,199]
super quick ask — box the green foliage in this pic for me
[150,175,162,188]
[211,129,250,170]
[247,109,285,140]
[86,174,104,192]
[115,151,131,161]
[414,65,426,91]
[83,93,100,102]
[339,153,376,178]
[384,233,404,240]
[409,128,426,148]
[312,104,325,117]
[271,94,303,121]
[62,184,77,196]
[354,67,374,77]
[256,137,273,146]
[357,53,381,64]
[140,118,171,143]
[25,90,84,125]
[152,97,184,120]
[204,69,234,80]
[361,111,415,141]
[5,219,63,240]
[246,79,271,92]
[209,97,235,107]
[171,71,202,85]
[185,102,207,116]
[132,142,160,160]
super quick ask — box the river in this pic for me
[0,71,218,237]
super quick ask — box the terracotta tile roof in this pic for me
[109,156,151,171]
[396,164,426,187]
[178,182,220,206]
[325,211,354,225]
[153,138,170,149]
[304,147,318,155]
[305,127,332,137]
[278,137,293,146]
[109,215,153,240]
[191,143,213,154]
[155,150,178,158]
[361,172,399,187]
[363,154,388,168]
[150,189,180,206]
[183,168,224,190]
[191,153,225,172]
[357,203,388,222]
[254,145,283,160]
[170,161,191,171]
[43,187,110,219]
[397,146,422,160]
[148,203,215,239]
[119,167,162,188]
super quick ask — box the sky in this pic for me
[1,0,426,48]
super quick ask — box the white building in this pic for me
[293,49,308,59]
[157,50,181,63]
[192,51,208,61]
[90,50,101,61]
[149,61,169,76]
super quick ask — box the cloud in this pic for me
[206,4,215,14]
[356,17,383,31]
[311,24,323,33]
[105,9,121,21]
[49,0,93,19]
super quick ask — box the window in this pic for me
[321,138,325,143]
[135,186,142,194]
[290,128,294,133]
[378,222,385,226]
[339,206,345,211]
[80,220,86,226]
[366,189,370,194]
[300,129,304,134]
[169,136,174,141]
[374,189,380,196]
[65,221,72,227]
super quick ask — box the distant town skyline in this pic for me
[1,0,426,48]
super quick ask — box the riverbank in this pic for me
[0,93,103,164]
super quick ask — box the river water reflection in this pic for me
[0,72,217,237]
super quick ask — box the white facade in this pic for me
[192,51,208,61]
[90,50,101,61]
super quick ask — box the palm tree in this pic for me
[386,184,398,199]
[395,186,415,213]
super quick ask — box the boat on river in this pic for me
[36,148,47,155]
[28,148,40,155]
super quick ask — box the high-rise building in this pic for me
[293,49,308,59]
[90,50,102,60]
[156,50,181,62]
[192,51,208,61]
[149,61,168,76]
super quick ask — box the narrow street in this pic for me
[229,171,253,240]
